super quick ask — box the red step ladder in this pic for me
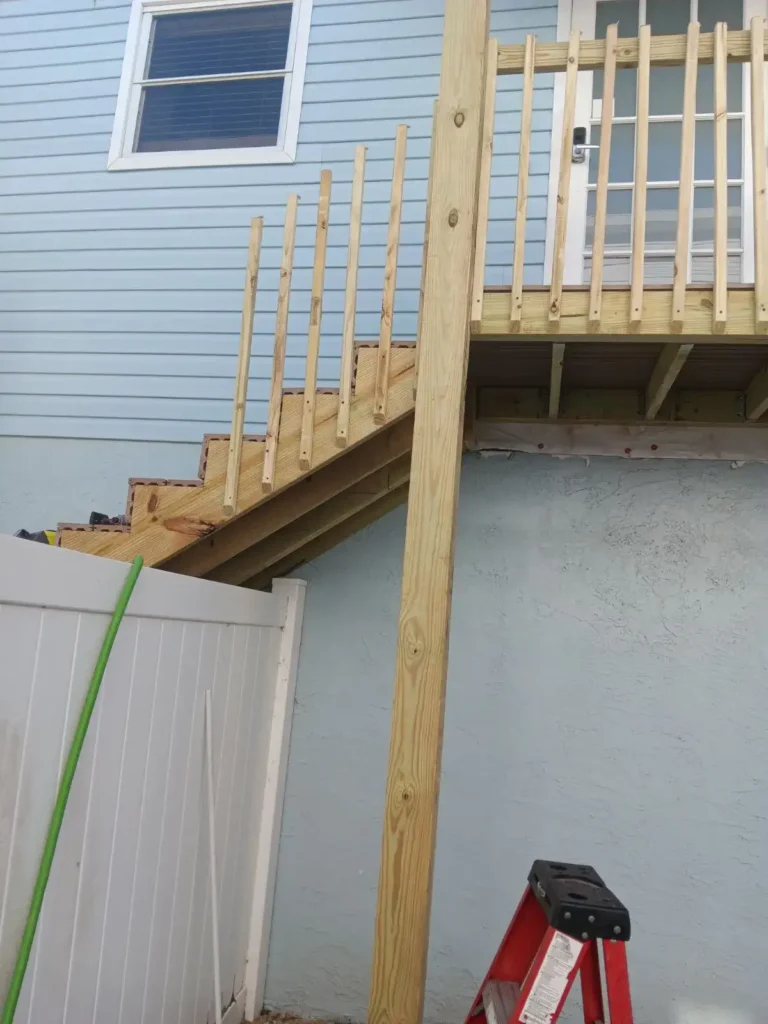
[463,861,633,1024]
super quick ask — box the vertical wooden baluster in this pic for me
[588,23,618,333]
[374,124,408,424]
[510,34,535,332]
[299,170,332,470]
[223,216,263,516]
[629,23,651,331]
[751,16,768,334]
[262,193,299,493]
[471,38,498,332]
[549,29,581,330]
[713,22,728,334]
[415,101,438,398]
[671,21,700,333]
[337,145,366,447]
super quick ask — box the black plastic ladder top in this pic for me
[528,860,631,942]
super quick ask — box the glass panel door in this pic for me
[560,0,759,285]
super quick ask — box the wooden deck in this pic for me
[477,287,768,341]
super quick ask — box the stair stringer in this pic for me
[57,345,416,567]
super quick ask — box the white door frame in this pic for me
[543,0,767,286]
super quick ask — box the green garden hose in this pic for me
[0,555,144,1024]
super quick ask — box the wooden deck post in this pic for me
[367,4,490,1024]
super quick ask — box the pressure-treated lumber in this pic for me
[588,23,617,332]
[477,286,765,338]
[510,34,535,332]
[223,216,263,516]
[210,455,410,586]
[497,27,768,74]
[549,343,565,418]
[671,23,699,332]
[337,145,366,445]
[167,418,413,578]
[263,194,299,492]
[746,366,768,420]
[713,22,728,334]
[368,3,490,1024]
[471,38,498,332]
[549,30,581,329]
[375,125,408,423]
[477,384,749,424]
[59,345,416,566]
[300,171,332,470]
[645,343,693,419]
[629,25,650,331]
[415,102,438,398]
[244,482,409,591]
[750,17,768,334]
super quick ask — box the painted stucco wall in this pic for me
[265,454,768,1024]
[1,0,555,530]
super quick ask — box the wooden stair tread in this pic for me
[58,346,416,576]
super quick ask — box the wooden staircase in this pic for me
[58,127,421,588]
[58,346,415,587]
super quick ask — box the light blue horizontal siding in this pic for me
[0,0,556,444]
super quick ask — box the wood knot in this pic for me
[454,111,465,127]
[448,209,459,227]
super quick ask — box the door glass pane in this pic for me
[586,188,633,250]
[692,185,742,247]
[588,123,635,184]
[694,119,743,180]
[594,0,639,117]
[646,188,679,249]
[648,122,682,181]
[647,0,688,114]
[698,0,743,32]
[696,64,744,114]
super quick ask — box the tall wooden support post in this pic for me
[367,4,490,1024]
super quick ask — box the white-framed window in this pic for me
[108,0,313,170]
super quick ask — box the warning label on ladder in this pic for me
[519,933,583,1024]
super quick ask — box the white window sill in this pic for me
[107,146,296,170]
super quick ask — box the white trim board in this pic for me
[108,0,313,171]
[243,577,307,1022]
[474,422,768,462]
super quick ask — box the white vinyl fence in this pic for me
[0,536,306,1024]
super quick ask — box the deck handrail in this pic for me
[472,19,768,340]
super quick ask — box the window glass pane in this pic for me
[646,188,678,249]
[594,0,639,117]
[692,185,742,247]
[146,4,293,79]
[696,63,743,114]
[136,77,285,151]
[648,121,681,181]
[698,0,743,33]
[588,123,635,184]
[647,0,687,112]
[586,188,633,250]
[694,119,743,180]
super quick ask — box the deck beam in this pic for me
[477,287,768,341]
[367,3,490,1024]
